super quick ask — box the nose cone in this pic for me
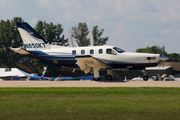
[160,55,169,61]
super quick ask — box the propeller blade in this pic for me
[162,61,164,68]
[159,46,162,57]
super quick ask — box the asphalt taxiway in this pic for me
[0,81,180,87]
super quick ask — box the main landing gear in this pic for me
[93,75,113,81]
[106,69,113,81]
[143,75,149,81]
[93,77,100,81]
[142,70,149,81]
[106,75,112,81]
[93,69,113,81]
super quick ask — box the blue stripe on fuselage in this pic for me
[30,51,48,55]
[25,52,158,69]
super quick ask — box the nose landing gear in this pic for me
[143,75,149,81]
[141,70,149,81]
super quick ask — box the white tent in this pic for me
[0,68,30,77]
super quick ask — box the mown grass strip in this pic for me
[0,87,180,120]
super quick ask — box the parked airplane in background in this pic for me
[11,22,169,81]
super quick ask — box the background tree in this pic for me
[92,25,108,46]
[166,53,180,62]
[34,21,46,39]
[34,21,69,46]
[136,45,165,54]
[52,23,69,46]
[0,20,11,67]
[0,17,23,68]
[71,22,90,46]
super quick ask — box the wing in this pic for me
[75,55,112,74]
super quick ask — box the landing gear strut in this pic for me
[93,65,101,81]
[141,70,149,81]
[93,67,113,81]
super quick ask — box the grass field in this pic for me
[0,87,180,120]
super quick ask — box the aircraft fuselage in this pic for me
[27,45,160,70]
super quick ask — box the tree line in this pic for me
[0,17,23,68]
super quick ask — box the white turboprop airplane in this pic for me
[11,22,169,81]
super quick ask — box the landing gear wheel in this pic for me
[143,75,149,81]
[93,77,100,81]
[106,75,112,81]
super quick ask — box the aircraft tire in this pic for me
[143,75,149,81]
[93,77,100,81]
[106,75,112,81]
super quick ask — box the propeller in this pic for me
[158,45,166,56]
[158,46,162,57]
[158,60,164,67]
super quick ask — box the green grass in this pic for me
[0,87,180,120]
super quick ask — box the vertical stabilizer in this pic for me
[16,22,50,50]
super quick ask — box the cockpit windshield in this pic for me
[113,47,125,53]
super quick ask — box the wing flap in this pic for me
[75,56,112,74]
[76,60,91,74]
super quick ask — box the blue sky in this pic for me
[0,0,180,53]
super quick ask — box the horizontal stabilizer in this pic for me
[10,48,31,55]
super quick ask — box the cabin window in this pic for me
[99,49,103,54]
[106,49,117,55]
[81,50,85,54]
[72,50,76,55]
[106,49,112,54]
[90,49,94,54]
